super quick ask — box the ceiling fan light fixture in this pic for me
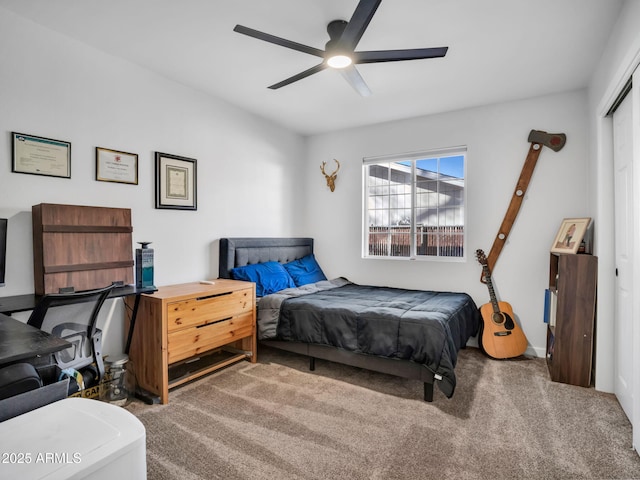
[325,34,352,68]
[327,54,352,69]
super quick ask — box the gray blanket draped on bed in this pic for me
[258,278,480,398]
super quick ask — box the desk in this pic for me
[0,285,157,355]
[0,285,155,315]
[0,313,70,366]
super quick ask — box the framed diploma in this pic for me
[12,132,71,178]
[96,147,138,185]
[155,152,197,210]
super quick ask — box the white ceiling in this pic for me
[0,0,624,136]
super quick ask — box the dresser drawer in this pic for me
[168,311,254,364]
[167,288,253,332]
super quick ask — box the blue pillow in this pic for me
[230,261,295,297]
[283,254,327,287]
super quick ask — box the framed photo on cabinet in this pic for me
[155,152,197,210]
[551,217,591,254]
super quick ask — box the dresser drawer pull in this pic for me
[196,316,233,328]
[196,291,232,301]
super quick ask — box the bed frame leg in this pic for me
[423,382,434,402]
[309,357,315,371]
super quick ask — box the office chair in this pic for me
[27,284,115,386]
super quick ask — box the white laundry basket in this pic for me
[0,397,146,479]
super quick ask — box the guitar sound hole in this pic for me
[492,312,515,330]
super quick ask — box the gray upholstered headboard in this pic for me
[219,237,314,279]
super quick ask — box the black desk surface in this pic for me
[0,313,71,366]
[0,285,156,315]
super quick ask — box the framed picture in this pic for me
[551,217,591,254]
[12,132,71,178]
[155,152,197,210]
[96,147,138,185]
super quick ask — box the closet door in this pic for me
[612,85,635,424]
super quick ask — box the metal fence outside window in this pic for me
[368,225,464,257]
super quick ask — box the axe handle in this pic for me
[481,142,543,281]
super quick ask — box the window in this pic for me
[363,147,466,259]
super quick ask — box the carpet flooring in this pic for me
[126,346,640,480]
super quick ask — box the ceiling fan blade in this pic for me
[354,47,448,64]
[339,65,372,97]
[269,63,327,90]
[234,25,324,58]
[340,0,382,50]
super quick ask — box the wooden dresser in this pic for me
[125,280,256,404]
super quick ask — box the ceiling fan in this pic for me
[233,0,448,96]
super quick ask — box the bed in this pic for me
[219,237,480,401]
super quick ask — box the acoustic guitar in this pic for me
[475,249,528,359]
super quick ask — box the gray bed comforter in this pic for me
[258,278,480,397]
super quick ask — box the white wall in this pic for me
[305,91,590,357]
[0,8,306,354]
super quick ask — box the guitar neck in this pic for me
[482,265,501,313]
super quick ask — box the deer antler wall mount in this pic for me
[320,159,340,192]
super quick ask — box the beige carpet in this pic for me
[126,346,640,480]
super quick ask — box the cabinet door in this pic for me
[553,255,597,387]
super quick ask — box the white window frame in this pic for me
[362,146,467,261]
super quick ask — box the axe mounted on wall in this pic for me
[480,129,566,282]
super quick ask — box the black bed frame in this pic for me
[219,237,436,401]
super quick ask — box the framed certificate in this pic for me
[96,147,138,185]
[12,132,71,178]
[155,152,197,210]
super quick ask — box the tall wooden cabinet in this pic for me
[546,253,597,387]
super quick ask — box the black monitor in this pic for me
[0,219,6,287]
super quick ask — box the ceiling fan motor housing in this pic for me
[327,19,348,40]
